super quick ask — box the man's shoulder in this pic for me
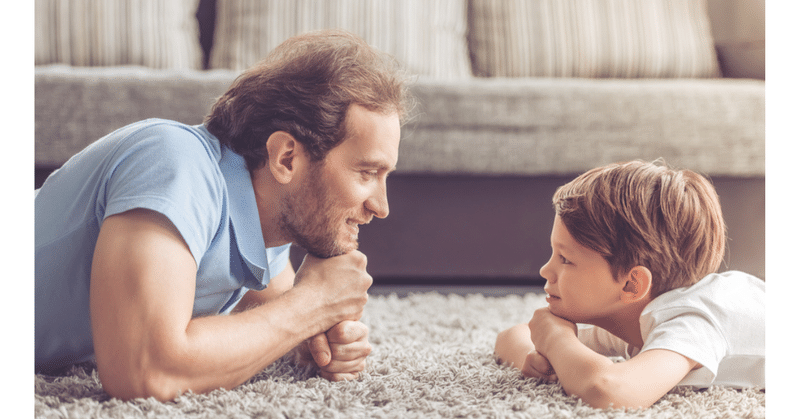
[112,119,221,160]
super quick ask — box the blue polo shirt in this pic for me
[35,119,290,373]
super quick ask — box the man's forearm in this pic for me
[130,285,333,401]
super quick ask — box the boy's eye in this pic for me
[559,255,572,265]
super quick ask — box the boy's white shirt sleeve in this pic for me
[637,307,726,385]
[577,310,725,385]
[577,271,766,388]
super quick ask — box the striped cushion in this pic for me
[210,0,472,80]
[34,0,202,69]
[468,0,721,78]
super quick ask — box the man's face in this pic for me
[280,105,401,258]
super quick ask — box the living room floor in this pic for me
[369,284,545,297]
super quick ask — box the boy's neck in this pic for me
[590,298,653,349]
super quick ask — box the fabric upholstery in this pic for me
[209,0,473,79]
[35,66,764,177]
[468,0,721,78]
[34,0,202,69]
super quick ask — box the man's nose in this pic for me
[366,185,389,219]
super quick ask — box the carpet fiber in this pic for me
[35,292,765,418]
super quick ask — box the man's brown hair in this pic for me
[552,160,726,297]
[205,29,412,172]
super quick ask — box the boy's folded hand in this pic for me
[522,350,557,382]
[528,307,578,355]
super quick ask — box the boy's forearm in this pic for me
[537,332,618,408]
[495,323,535,369]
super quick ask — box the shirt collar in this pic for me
[206,128,270,287]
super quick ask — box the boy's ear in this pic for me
[621,266,652,303]
[265,131,305,184]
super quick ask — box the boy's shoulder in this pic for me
[644,271,764,318]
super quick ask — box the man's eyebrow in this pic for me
[355,159,396,172]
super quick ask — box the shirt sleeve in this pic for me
[639,308,728,378]
[99,122,224,265]
[267,244,292,280]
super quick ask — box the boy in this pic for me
[495,160,765,409]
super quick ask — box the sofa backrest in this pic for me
[35,0,764,79]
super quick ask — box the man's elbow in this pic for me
[97,357,186,401]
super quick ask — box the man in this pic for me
[35,30,411,401]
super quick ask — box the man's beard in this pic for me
[278,164,358,258]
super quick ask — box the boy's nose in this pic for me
[539,260,555,282]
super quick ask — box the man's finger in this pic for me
[319,371,361,382]
[309,333,332,367]
[326,320,368,344]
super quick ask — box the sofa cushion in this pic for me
[34,0,202,69]
[468,0,721,78]
[35,66,764,177]
[401,77,764,176]
[209,0,472,80]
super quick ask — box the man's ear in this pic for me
[621,266,652,303]
[265,131,303,184]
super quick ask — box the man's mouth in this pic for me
[346,219,369,234]
[347,221,359,234]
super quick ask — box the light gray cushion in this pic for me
[34,0,202,69]
[210,0,473,80]
[35,66,764,176]
[468,0,721,78]
[401,77,764,176]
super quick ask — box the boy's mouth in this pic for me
[545,293,561,304]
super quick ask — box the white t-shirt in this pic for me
[577,271,765,388]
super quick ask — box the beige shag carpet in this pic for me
[35,292,765,418]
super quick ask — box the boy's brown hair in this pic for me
[205,29,412,172]
[552,160,726,297]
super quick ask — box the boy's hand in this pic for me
[521,350,557,381]
[308,320,371,381]
[528,307,578,356]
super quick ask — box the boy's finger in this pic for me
[527,350,555,375]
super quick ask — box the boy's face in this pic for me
[539,215,624,324]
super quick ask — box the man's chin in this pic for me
[303,240,358,259]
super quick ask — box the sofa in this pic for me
[34,0,765,284]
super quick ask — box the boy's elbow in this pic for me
[569,371,653,410]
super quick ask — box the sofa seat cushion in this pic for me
[401,77,764,176]
[35,66,764,177]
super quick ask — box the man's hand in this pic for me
[307,321,371,381]
[292,252,372,333]
[528,307,578,359]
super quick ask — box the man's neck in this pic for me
[250,167,291,249]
